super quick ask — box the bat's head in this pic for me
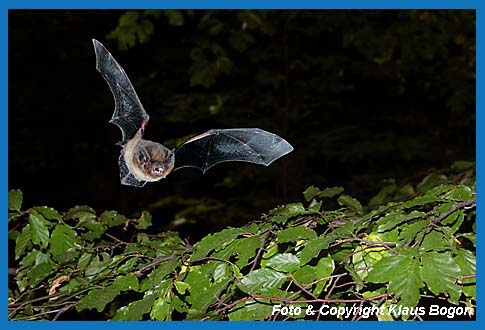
[133,141,175,181]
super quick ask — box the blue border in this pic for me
[2,0,480,329]
[0,0,480,10]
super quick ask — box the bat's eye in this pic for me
[138,153,147,164]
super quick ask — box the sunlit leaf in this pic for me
[240,268,287,294]
[264,253,300,273]
[367,250,423,307]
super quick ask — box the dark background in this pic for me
[8,10,475,237]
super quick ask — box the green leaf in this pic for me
[116,257,139,274]
[264,253,300,273]
[29,210,50,249]
[403,194,441,208]
[451,160,475,171]
[398,220,427,246]
[303,185,319,201]
[299,235,334,265]
[77,274,139,312]
[65,205,96,221]
[234,236,261,268]
[32,206,61,220]
[377,211,407,233]
[19,249,40,268]
[319,186,344,198]
[352,242,386,280]
[448,212,465,234]
[421,230,450,251]
[78,220,105,241]
[445,185,473,201]
[276,226,317,243]
[191,228,244,260]
[140,257,178,292]
[416,173,448,193]
[136,211,152,230]
[332,220,355,237]
[8,189,23,211]
[50,224,80,262]
[420,251,461,303]
[308,200,322,212]
[268,203,312,224]
[171,295,188,314]
[314,256,335,295]
[185,265,229,315]
[240,268,287,294]
[27,260,55,287]
[338,194,363,214]
[454,249,475,298]
[114,273,139,291]
[293,265,316,284]
[113,293,156,320]
[229,299,273,320]
[175,281,190,294]
[367,251,423,307]
[77,252,94,270]
[269,203,307,217]
[377,210,426,233]
[100,210,126,227]
[368,180,396,208]
[85,254,111,278]
[150,296,173,320]
[15,225,31,260]
[293,256,334,295]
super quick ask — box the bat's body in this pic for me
[123,130,175,182]
[92,39,294,187]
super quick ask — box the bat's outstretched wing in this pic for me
[173,128,293,173]
[92,39,149,144]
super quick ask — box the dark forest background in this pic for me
[8,10,475,238]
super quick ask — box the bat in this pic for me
[92,39,294,187]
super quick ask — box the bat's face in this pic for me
[139,151,175,178]
[124,138,175,182]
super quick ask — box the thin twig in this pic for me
[249,225,277,272]
[133,255,175,276]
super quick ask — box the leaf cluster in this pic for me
[8,162,475,320]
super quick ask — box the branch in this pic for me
[430,199,475,225]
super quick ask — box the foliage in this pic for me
[8,162,475,320]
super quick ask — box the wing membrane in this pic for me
[92,39,149,144]
[174,128,293,173]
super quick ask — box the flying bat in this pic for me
[92,39,294,187]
